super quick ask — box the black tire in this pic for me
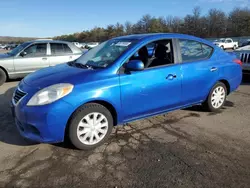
[68,103,113,150]
[233,45,236,50]
[203,82,227,112]
[220,45,224,50]
[0,68,7,86]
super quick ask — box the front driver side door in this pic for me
[13,43,49,74]
[119,39,182,122]
[120,65,182,122]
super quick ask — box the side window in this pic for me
[129,39,174,68]
[63,44,73,53]
[50,43,73,55]
[179,39,213,62]
[226,39,232,43]
[23,43,47,57]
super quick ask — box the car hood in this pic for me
[23,63,94,89]
[0,53,12,59]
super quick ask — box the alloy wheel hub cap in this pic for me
[77,112,108,145]
[211,86,226,109]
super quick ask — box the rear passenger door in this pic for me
[178,39,219,104]
[49,43,74,66]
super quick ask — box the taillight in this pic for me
[233,59,242,66]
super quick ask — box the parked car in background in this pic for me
[234,50,250,74]
[85,42,99,49]
[238,39,250,47]
[72,42,82,48]
[11,33,242,150]
[0,39,83,86]
[213,38,238,50]
[0,44,7,49]
[237,41,250,51]
[79,43,86,48]
[4,44,18,50]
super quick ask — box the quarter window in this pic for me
[50,43,73,55]
[179,39,213,62]
[201,44,213,59]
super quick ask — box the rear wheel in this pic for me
[220,45,224,50]
[68,103,113,150]
[0,68,7,86]
[203,82,227,112]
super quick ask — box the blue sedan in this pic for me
[11,33,242,150]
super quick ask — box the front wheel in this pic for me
[68,103,113,150]
[233,45,237,50]
[203,82,227,112]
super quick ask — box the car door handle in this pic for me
[166,74,177,80]
[42,57,47,61]
[210,67,218,72]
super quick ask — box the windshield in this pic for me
[76,39,137,68]
[8,42,31,56]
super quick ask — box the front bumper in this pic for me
[10,84,75,143]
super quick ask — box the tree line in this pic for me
[0,36,37,44]
[54,7,250,42]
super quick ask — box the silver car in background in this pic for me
[0,40,83,86]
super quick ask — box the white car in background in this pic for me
[72,42,82,48]
[0,44,7,49]
[213,38,238,50]
[0,39,83,86]
[85,42,99,49]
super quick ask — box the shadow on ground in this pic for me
[242,74,250,85]
[6,77,22,83]
[0,87,35,146]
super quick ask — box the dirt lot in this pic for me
[0,78,250,188]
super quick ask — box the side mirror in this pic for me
[20,51,27,57]
[125,60,144,71]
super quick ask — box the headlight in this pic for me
[27,83,74,106]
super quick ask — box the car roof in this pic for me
[25,39,71,44]
[114,33,214,46]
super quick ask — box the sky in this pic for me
[0,0,249,37]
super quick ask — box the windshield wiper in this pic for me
[78,63,93,69]
[68,61,93,69]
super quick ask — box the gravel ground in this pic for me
[0,77,250,188]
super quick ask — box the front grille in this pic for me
[13,88,27,105]
[240,53,250,64]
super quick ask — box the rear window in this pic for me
[179,39,213,62]
[50,43,73,55]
